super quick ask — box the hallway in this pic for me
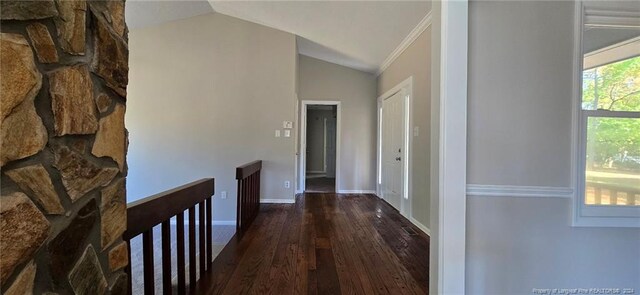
[193,193,429,294]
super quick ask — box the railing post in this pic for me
[199,202,206,277]
[257,170,261,214]
[236,161,262,232]
[176,212,186,294]
[188,206,196,287]
[142,230,155,295]
[161,221,172,295]
[627,192,636,206]
[237,179,242,231]
[610,190,617,205]
[206,198,213,269]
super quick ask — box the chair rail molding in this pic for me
[466,184,574,198]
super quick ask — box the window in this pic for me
[574,25,640,226]
[582,57,640,207]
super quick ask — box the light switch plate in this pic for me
[284,130,291,137]
[275,130,281,137]
[414,126,419,137]
[283,121,293,129]
[221,191,227,199]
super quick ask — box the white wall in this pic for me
[126,12,297,221]
[378,28,432,229]
[297,55,377,192]
[467,1,640,293]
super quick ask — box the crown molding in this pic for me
[377,11,432,76]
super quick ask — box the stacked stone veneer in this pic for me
[0,1,129,294]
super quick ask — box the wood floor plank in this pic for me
[346,195,425,295]
[307,270,318,295]
[330,197,375,294]
[315,247,342,294]
[192,205,274,295]
[223,205,288,295]
[262,197,304,294]
[193,193,428,295]
[340,196,403,294]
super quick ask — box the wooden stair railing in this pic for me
[587,181,639,205]
[236,160,262,232]
[124,178,215,295]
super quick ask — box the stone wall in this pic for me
[0,1,129,294]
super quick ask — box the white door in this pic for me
[381,91,405,212]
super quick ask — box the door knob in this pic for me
[396,157,401,161]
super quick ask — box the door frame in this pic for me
[377,76,413,218]
[430,1,468,292]
[299,100,342,192]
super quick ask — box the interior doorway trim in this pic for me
[377,76,413,219]
[299,100,341,193]
[431,1,468,292]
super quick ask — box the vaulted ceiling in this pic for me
[125,1,432,73]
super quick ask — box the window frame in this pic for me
[571,1,640,227]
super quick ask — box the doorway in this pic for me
[300,101,341,193]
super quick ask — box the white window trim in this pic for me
[584,36,640,70]
[571,1,640,228]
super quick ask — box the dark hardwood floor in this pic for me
[305,177,336,192]
[192,193,429,295]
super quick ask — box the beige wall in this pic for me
[126,12,297,221]
[466,1,640,293]
[377,28,432,228]
[297,55,377,192]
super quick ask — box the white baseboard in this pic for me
[466,184,573,198]
[305,174,327,179]
[409,217,431,236]
[295,190,303,194]
[260,198,295,204]
[337,190,377,194]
